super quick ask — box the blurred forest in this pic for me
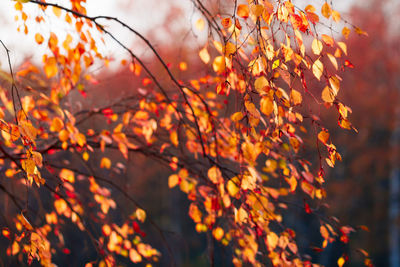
[0,0,399,266]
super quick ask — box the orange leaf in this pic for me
[321,2,332,18]
[237,4,249,18]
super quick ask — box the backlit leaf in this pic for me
[312,38,323,55]
[321,2,332,18]
[237,4,249,18]
[312,59,323,80]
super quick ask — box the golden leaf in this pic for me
[290,89,302,105]
[168,174,179,188]
[195,18,205,31]
[254,76,269,93]
[332,10,341,22]
[50,117,64,132]
[251,4,264,17]
[342,27,350,39]
[100,157,111,169]
[213,227,224,241]
[327,53,338,70]
[199,47,210,64]
[260,97,274,116]
[321,34,334,47]
[227,178,240,197]
[318,130,330,144]
[322,86,335,103]
[321,2,332,19]
[212,56,226,73]
[31,151,43,168]
[329,76,340,95]
[129,248,142,263]
[337,257,345,267]
[208,166,223,184]
[135,209,146,222]
[59,168,75,183]
[312,59,323,80]
[337,41,347,55]
[311,38,323,55]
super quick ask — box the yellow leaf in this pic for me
[236,207,248,223]
[189,203,202,223]
[321,2,332,18]
[195,18,205,31]
[83,151,89,161]
[31,151,43,168]
[342,27,350,39]
[312,38,323,55]
[312,59,323,80]
[272,59,279,69]
[17,0,30,3]
[355,27,368,36]
[227,178,240,197]
[327,53,338,70]
[53,6,61,17]
[254,76,268,93]
[266,232,279,250]
[59,129,69,142]
[332,10,341,22]
[22,158,35,175]
[322,34,334,47]
[100,157,111,169]
[230,111,244,122]
[290,89,302,105]
[19,213,33,231]
[260,97,274,116]
[129,248,142,263]
[76,133,86,147]
[237,4,249,18]
[50,117,64,132]
[199,47,210,64]
[19,121,38,142]
[44,57,58,78]
[59,168,75,183]
[212,56,226,73]
[329,76,340,95]
[322,86,335,103]
[170,130,178,146]
[213,227,224,241]
[11,241,20,255]
[337,257,345,267]
[337,41,347,55]
[208,166,223,184]
[224,42,236,56]
[251,4,264,17]
[135,208,146,222]
[168,174,179,188]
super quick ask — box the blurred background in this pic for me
[0,0,399,266]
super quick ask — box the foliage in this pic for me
[0,0,372,266]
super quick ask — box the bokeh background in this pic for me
[0,0,399,266]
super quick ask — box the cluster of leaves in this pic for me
[0,0,372,266]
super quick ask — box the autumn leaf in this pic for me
[321,2,332,18]
[237,4,249,18]
[199,47,210,64]
[312,59,324,80]
[312,38,323,55]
